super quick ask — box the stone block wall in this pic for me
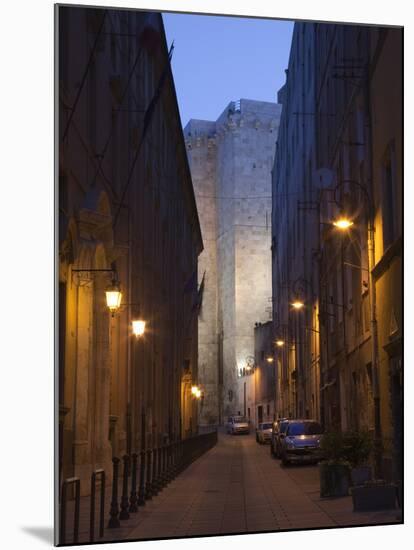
[185,99,281,424]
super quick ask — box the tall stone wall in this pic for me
[185,99,281,425]
[185,120,220,426]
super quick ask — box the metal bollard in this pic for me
[90,469,105,542]
[166,443,173,482]
[60,477,80,545]
[107,457,121,528]
[145,449,153,499]
[173,441,179,477]
[152,448,158,496]
[129,453,138,513]
[176,441,182,474]
[138,449,146,506]
[172,442,178,478]
[169,442,175,479]
[119,455,130,520]
[156,444,163,492]
[161,445,168,487]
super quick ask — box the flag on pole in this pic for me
[193,271,206,315]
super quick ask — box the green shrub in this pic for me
[320,429,373,467]
[320,431,347,465]
[341,430,373,468]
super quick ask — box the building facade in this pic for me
[58,6,203,495]
[253,321,276,425]
[272,23,320,421]
[272,21,402,481]
[185,99,281,425]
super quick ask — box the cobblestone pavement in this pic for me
[94,431,402,542]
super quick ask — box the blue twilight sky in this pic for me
[163,12,294,127]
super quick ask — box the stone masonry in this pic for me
[185,99,281,425]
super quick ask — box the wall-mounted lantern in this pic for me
[132,319,146,337]
[105,278,122,317]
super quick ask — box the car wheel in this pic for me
[281,454,289,466]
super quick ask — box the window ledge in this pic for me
[372,236,402,280]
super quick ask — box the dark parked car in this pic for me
[270,418,289,458]
[279,419,323,465]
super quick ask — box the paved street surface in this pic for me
[96,431,401,542]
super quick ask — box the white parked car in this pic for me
[256,422,273,444]
[226,416,250,435]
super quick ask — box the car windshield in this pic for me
[287,422,322,436]
[262,423,272,429]
[280,421,289,433]
[233,416,247,423]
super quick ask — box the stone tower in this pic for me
[185,99,281,425]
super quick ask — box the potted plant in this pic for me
[319,431,350,498]
[341,430,373,486]
[351,479,398,512]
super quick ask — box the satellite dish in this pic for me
[313,168,335,189]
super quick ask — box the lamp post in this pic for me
[332,179,382,477]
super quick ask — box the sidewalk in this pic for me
[98,432,402,542]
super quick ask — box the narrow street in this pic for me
[98,432,400,542]
[54,10,403,546]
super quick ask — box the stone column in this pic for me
[73,272,93,493]
[93,272,113,473]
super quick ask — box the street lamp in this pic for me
[266,356,274,363]
[275,339,285,347]
[332,216,354,230]
[105,278,122,316]
[132,319,146,337]
[291,300,305,310]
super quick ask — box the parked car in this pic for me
[279,419,323,465]
[256,422,273,444]
[226,415,250,435]
[270,418,289,458]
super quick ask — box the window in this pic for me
[363,293,370,334]
[382,142,397,249]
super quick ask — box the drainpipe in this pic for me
[365,55,382,479]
